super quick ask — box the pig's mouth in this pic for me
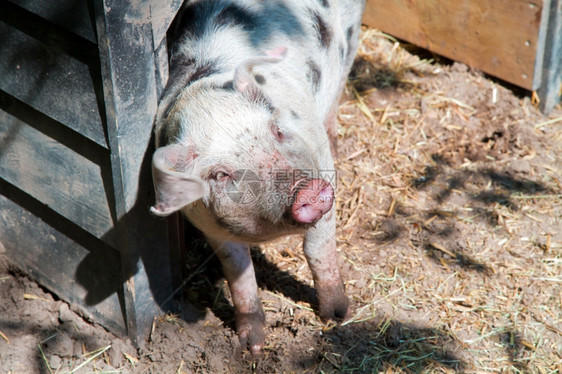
[207,178,334,242]
[290,179,334,224]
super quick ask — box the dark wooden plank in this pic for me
[94,0,173,344]
[0,0,180,345]
[0,90,109,172]
[0,23,107,148]
[1,1,98,66]
[154,38,170,99]
[6,0,97,43]
[150,0,185,50]
[0,126,177,344]
[0,110,115,242]
[117,0,185,98]
[363,0,542,90]
[0,190,126,336]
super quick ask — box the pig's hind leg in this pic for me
[210,240,266,355]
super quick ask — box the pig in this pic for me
[151,0,365,354]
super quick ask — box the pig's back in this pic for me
[167,0,365,125]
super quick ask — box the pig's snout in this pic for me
[291,179,334,224]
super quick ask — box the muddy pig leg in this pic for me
[303,209,349,321]
[209,239,265,355]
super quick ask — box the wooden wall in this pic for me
[0,0,184,345]
[363,0,561,112]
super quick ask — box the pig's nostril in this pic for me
[291,179,333,224]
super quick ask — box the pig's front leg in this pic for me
[209,239,265,355]
[303,209,349,321]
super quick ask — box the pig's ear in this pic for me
[150,145,205,217]
[234,47,287,94]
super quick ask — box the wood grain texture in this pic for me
[0,22,107,148]
[363,0,543,90]
[0,191,126,336]
[94,0,168,344]
[0,110,114,241]
[0,0,178,345]
[150,0,185,50]
[7,0,98,43]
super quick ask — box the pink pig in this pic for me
[151,0,365,354]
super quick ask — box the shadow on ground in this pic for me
[180,221,469,373]
[180,222,318,332]
[370,153,556,274]
[302,319,466,373]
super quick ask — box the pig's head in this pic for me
[151,48,335,242]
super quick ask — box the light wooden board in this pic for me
[536,0,562,112]
[363,0,543,90]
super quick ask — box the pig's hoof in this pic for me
[317,285,350,322]
[319,296,350,322]
[236,312,266,355]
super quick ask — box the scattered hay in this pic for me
[1,26,560,373]
[259,27,562,373]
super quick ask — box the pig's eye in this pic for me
[271,123,284,142]
[213,171,230,181]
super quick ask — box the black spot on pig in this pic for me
[167,57,218,89]
[319,0,330,8]
[291,110,300,120]
[254,74,266,85]
[160,59,219,122]
[189,62,219,83]
[172,2,259,40]
[169,55,196,76]
[306,59,322,92]
[259,2,305,44]
[346,26,354,46]
[262,96,276,114]
[312,11,332,48]
[169,2,199,39]
[173,1,304,48]
[222,80,234,90]
[157,126,170,147]
[162,55,195,96]
[216,4,260,32]
[345,26,356,60]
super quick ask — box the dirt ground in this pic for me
[1,28,561,373]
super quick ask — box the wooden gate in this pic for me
[0,0,184,345]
